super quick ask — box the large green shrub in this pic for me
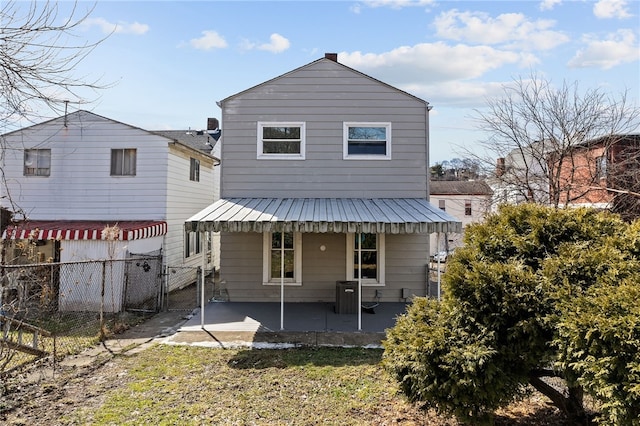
[383,204,640,425]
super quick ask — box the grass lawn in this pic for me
[4,344,565,425]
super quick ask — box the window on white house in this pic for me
[257,122,305,159]
[263,231,302,285]
[347,233,385,285]
[111,149,137,176]
[190,158,200,181]
[185,231,201,258]
[24,149,51,176]
[343,122,391,160]
[465,200,472,216]
[438,199,446,211]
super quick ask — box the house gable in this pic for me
[218,55,431,199]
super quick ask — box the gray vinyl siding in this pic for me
[220,60,428,199]
[220,232,429,303]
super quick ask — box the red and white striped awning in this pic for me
[2,221,168,241]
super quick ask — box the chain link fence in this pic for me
[1,255,162,376]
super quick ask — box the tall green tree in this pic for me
[383,204,640,425]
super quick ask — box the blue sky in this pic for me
[26,0,640,164]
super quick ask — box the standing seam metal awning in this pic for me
[185,198,461,234]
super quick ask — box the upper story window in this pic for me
[438,200,446,211]
[596,155,608,179]
[24,149,51,176]
[343,122,391,160]
[257,122,305,159]
[190,158,200,182]
[111,149,136,176]
[465,200,472,216]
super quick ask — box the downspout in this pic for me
[200,230,206,329]
[426,104,434,299]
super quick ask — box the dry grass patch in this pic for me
[3,344,567,425]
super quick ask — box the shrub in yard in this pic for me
[383,204,640,425]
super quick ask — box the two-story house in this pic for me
[0,110,220,310]
[186,53,460,325]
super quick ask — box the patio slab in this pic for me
[163,302,409,348]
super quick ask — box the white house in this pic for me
[429,180,493,255]
[0,110,220,311]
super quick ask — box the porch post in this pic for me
[280,233,285,330]
[436,231,442,301]
[200,231,206,329]
[357,232,362,331]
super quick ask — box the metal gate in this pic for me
[123,250,163,313]
[165,266,218,311]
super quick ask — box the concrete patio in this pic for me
[163,302,409,349]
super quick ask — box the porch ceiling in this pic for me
[185,198,461,234]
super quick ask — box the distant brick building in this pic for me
[550,134,640,217]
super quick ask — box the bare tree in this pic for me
[0,0,110,127]
[472,73,640,209]
[1,1,109,371]
[0,0,110,219]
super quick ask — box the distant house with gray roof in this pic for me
[429,180,493,254]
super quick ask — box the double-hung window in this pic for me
[596,155,608,179]
[185,231,201,258]
[24,149,51,176]
[465,200,472,216]
[190,158,200,181]
[263,231,302,285]
[257,122,305,159]
[343,122,391,160]
[346,233,385,285]
[111,149,136,176]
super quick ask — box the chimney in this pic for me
[324,53,338,62]
[496,157,506,177]
[207,117,219,131]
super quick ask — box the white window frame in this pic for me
[346,233,385,286]
[185,231,201,259]
[24,149,51,176]
[257,122,306,160]
[343,122,391,160]
[110,148,137,176]
[262,231,303,286]
[190,157,200,182]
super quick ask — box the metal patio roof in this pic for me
[185,198,461,234]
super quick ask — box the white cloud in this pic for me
[433,9,569,50]
[593,0,632,19]
[258,33,290,53]
[568,29,640,69]
[539,0,562,11]
[339,43,522,85]
[189,31,228,51]
[82,18,149,35]
[241,33,290,53]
